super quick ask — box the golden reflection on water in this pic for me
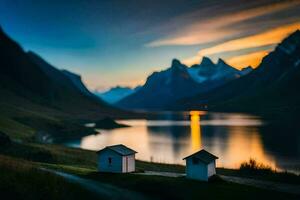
[189,111,276,169]
[190,111,202,152]
[78,111,279,170]
[214,126,276,169]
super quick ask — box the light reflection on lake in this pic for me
[63,112,300,173]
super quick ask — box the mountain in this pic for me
[95,86,141,104]
[174,30,300,113]
[0,26,128,127]
[27,51,97,99]
[240,66,253,76]
[188,57,241,83]
[117,58,242,110]
[61,70,96,98]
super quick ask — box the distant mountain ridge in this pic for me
[95,86,141,104]
[117,57,247,110]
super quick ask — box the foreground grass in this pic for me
[0,155,98,200]
[217,159,300,185]
[1,142,299,185]
[0,142,299,200]
[83,172,298,200]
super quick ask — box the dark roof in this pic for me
[97,144,137,156]
[183,149,218,164]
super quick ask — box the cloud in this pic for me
[198,23,300,56]
[146,0,300,47]
[226,50,269,69]
[182,22,300,66]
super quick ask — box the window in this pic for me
[108,157,112,164]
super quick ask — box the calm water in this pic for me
[63,111,300,173]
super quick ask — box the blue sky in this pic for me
[1,0,300,90]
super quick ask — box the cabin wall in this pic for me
[97,149,122,173]
[207,160,216,177]
[122,154,135,173]
[185,158,208,181]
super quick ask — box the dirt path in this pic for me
[219,175,300,195]
[41,168,149,200]
[135,171,185,177]
[137,171,300,195]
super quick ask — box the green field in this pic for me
[0,155,98,200]
[0,141,299,200]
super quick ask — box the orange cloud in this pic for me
[183,23,300,67]
[147,0,300,47]
[199,23,300,56]
[226,50,270,70]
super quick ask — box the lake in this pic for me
[62,111,300,174]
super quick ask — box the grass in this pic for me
[0,142,299,200]
[136,160,185,173]
[217,159,300,185]
[240,158,273,172]
[0,116,35,141]
[1,142,299,185]
[83,172,299,200]
[0,142,97,169]
[0,155,99,200]
[2,147,299,200]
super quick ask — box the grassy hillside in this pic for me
[0,155,98,200]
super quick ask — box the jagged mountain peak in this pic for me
[216,58,240,73]
[200,56,214,66]
[171,58,181,66]
[242,66,253,70]
[217,58,227,66]
[240,66,253,76]
[170,58,187,70]
[277,29,300,55]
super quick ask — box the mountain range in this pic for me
[95,86,141,104]
[116,56,252,110]
[172,30,300,113]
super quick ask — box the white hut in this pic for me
[97,144,137,173]
[183,149,218,181]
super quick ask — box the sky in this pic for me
[1,0,300,91]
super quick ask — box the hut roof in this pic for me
[183,149,218,164]
[97,144,137,156]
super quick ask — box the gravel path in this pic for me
[135,171,185,177]
[41,168,149,200]
[137,171,300,195]
[219,175,300,195]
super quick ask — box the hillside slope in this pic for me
[0,26,132,141]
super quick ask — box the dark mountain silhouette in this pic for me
[61,70,96,98]
[240,66,253,76]
[0,26,125,120]
[117,58,243,110]
[174,30,300,113]
[27,51,97,99]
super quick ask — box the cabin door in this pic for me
[125,156,128,172]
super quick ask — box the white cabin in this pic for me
[97,144,137,173]
[183,149,218,181]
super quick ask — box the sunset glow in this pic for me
[2,0,300,88]
[183,23,300,68]
[226,50,270,69]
